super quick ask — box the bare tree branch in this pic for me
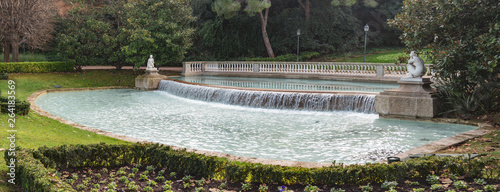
[0,0,57,62]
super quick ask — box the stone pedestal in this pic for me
[375,78,438,119]
[135,69,167,91]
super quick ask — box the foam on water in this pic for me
[158,80,376,113]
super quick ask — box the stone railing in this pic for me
[182,61,433,81]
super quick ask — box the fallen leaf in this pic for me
[440,178,453,184]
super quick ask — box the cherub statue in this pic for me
[406,51,426,78]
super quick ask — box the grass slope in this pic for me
[0,53,48,62]
[0,70,142,191]
[334,49,433,64]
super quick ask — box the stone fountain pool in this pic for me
[35,79,476,164]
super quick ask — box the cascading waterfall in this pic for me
[158,80,376,113]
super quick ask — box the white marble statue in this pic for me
[146,55,156,70]
[406,51,426,78]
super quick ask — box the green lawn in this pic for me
[335,49,433,64]
[0,70,142,191]
[0,53,48,62]
[0,70,140,101]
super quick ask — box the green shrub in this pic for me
[453,180,468,190]
[0,61,73,73]
[156,176,165,182]
[258,183,268,192]
[0,97,30,115]
[430,184,444,190]
[360,183,373,192]
[381,181,398,189]
[7,143,499,192]
[426,175,440,185]
[304,185,319,192]
[0,73,8,80]
[474,178,486,185]
[484,185,497,192]
[389,0,499,117]
[3,148,75,192]
[330,187,345,192]
[241,182,252,191]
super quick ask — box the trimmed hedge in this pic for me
[4,148,75,192]
[0,73,8,80]
[36,143,224,179]
[0,61,73,73]
[0,97,30,115]
[246,51,320,62]
[7,143,499,191]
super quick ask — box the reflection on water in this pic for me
[171,76,399,93]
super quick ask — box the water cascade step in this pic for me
[158,80,376,113]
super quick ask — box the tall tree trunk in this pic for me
[259,8,275,58]
[11,43,19,62]
[11,34,19,62]
[298,0,310,21]
[3,43,10,62]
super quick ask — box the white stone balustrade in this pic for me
[182,61,433,82]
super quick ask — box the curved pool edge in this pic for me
[393,127,492,161]
[28,87,493,167]
[28,87,333,168]
[28,87,145,144]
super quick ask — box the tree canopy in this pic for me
[57,0,196,69]
[212,0,275,58]
[389,0,499,117]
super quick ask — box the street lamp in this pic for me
[296,29,301,62]
[363,24,369,63]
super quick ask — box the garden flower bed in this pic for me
[7,143,499,192]
[60,164,499,192]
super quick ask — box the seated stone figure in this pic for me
[406,51,426,78]
[146,55,155,70]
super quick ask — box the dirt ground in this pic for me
[59,164,499,192]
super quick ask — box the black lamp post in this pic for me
[296,29,301,62]
[363,24,369,63]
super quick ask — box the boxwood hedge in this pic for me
[5,143,499,192]
[0,61,73,73]
[0,97,30,115]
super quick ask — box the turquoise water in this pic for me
[171,76,399,93]
[35,89,476,164]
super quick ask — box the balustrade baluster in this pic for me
[184,61,432,79]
